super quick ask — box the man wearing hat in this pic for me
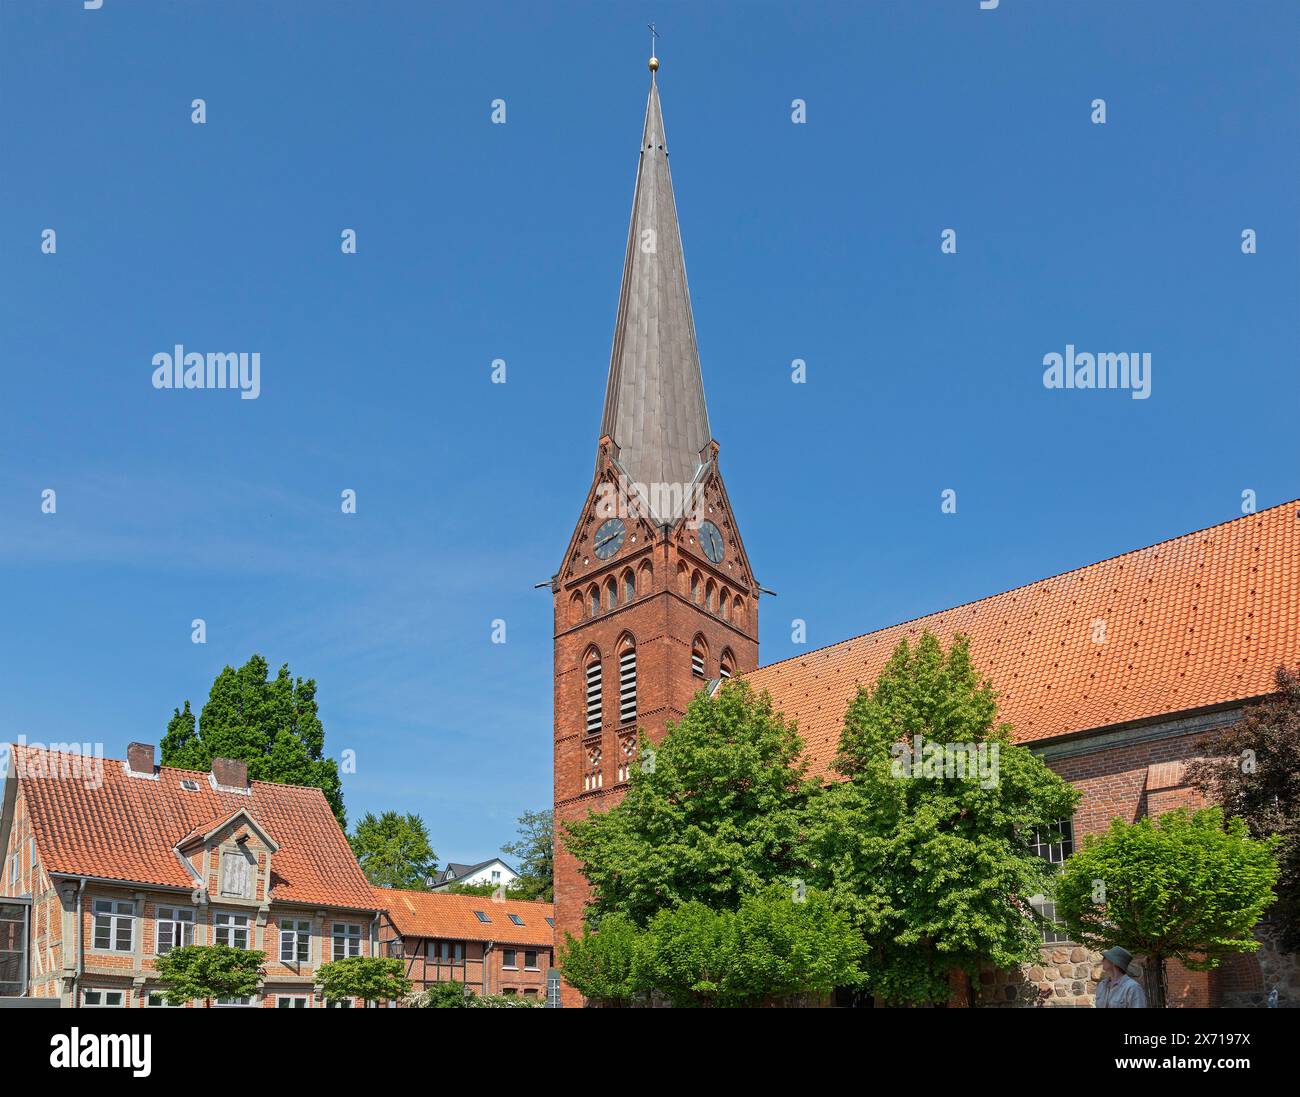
[1094,946,1147,1008]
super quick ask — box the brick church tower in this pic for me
[550,61,759,1004]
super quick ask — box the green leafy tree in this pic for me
[503,809,555,901]
[442,880,521,897]
[629,887,864,1007]
[1188,665,1300,950]
[161,654,345,826]
[806,631,1080,1005]
[563,679,817,926]
[418,980,475,1008]
[153,944,264,1007]
[350,811,438,889]
[557,913,642,1006]
[315,956,411,1007]
[1054,807,1279,1007]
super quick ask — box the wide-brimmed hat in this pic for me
[1102,946,1134,973]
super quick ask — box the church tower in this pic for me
[551,58,760,1004]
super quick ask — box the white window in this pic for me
[280,919,311,963]
[1031,819,1075,864]
[277,995,309,1008]
[585,656,602,733]
[92,899,135,952]
[8,852,18,888]
[83,988,125,1007]
[155,906,195,954]
[214,995,254,1007]
[619,645,637,724]
[220,849,255,898]
[214,911,250,949]
[146,991,177,1007]
[332,922,362,960]
[491,869,501,882]
[325,999,353,1008]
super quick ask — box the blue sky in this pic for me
[1,1,1296,863]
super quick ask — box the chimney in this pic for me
[211,757,249,790]
[126,742,155,776]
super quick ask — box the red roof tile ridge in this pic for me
[748,500,1299,678]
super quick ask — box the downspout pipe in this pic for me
[72,877,87,1007]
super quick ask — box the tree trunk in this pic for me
[1143,955,1168,1008]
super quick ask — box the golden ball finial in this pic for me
[648,55,659,72]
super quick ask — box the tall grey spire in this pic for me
[599,71,711,519]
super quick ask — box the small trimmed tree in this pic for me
[558,913,641,1007]
[419,980,475,1008]
[1054,807,1280,1007]
[315,956,411,1007]
[807,631,1080,1005]
[153,944,264,1007]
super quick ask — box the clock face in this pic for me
[699,520,725,564]
[594,518,626,560]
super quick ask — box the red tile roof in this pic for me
[374,887,554,947]
[746,502,1300,780]
[8,747,377,911]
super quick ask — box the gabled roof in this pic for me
[175,807,280,852]
[6,748,377,911]
[745,501,1300,780]
[600,72,711,520]
[374,887,553,947]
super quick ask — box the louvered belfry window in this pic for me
[691,640,706,679]
[585,656,602,734]
[618,644,637,725]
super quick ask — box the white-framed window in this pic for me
[83,988,125,1007]
[220,849,256,898]
[325,999,353,1008]
[8,852,19,888]
[280,919,312,963]
[276,995,309,1008]
[92,899,135,952]
[524,950,539,971]
[213,911,250,949]
[146,991,178,1007]
[155,905,195,954]
[503,948,517,969]
[1030,895,1070,945]
[214,995,255,1007]
[585,655,602,734]
[619,644,637,724]
[331,922,362,960]
[432,940,464,965]
[491,869,501,882]
[1030,818,1075,864]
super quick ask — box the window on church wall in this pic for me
[606,577,618,609]
[719,650,734,680]
[584,655,602,735]
[691,637,707,679]
[677,564,689,596]
[618,642,637,726]
[589,585,600,616]
[570,593,584,625]
[691,571,700,603]
[583,746,603,792]
[617,735,636,783]
[734,597,745,627]
[1031,896,1070,945]
[1030,819,1074,864]
[720,588,730,621]
[624,570,636,603]
[705,580,716,612]
[639,562,653,594]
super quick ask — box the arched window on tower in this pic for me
[570,592,584,625]
[691,571,702,604]
[705,580,716,613]
[720,587,731,621]
[719,649,735,680]
[589,585,601,616]
[618,637,637,726]
[623,569,636,603]
[605,576,618,610]
[584,651,603,735]
[691,636,708,680]
[734,596,745,628]
[639,561,654,595]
